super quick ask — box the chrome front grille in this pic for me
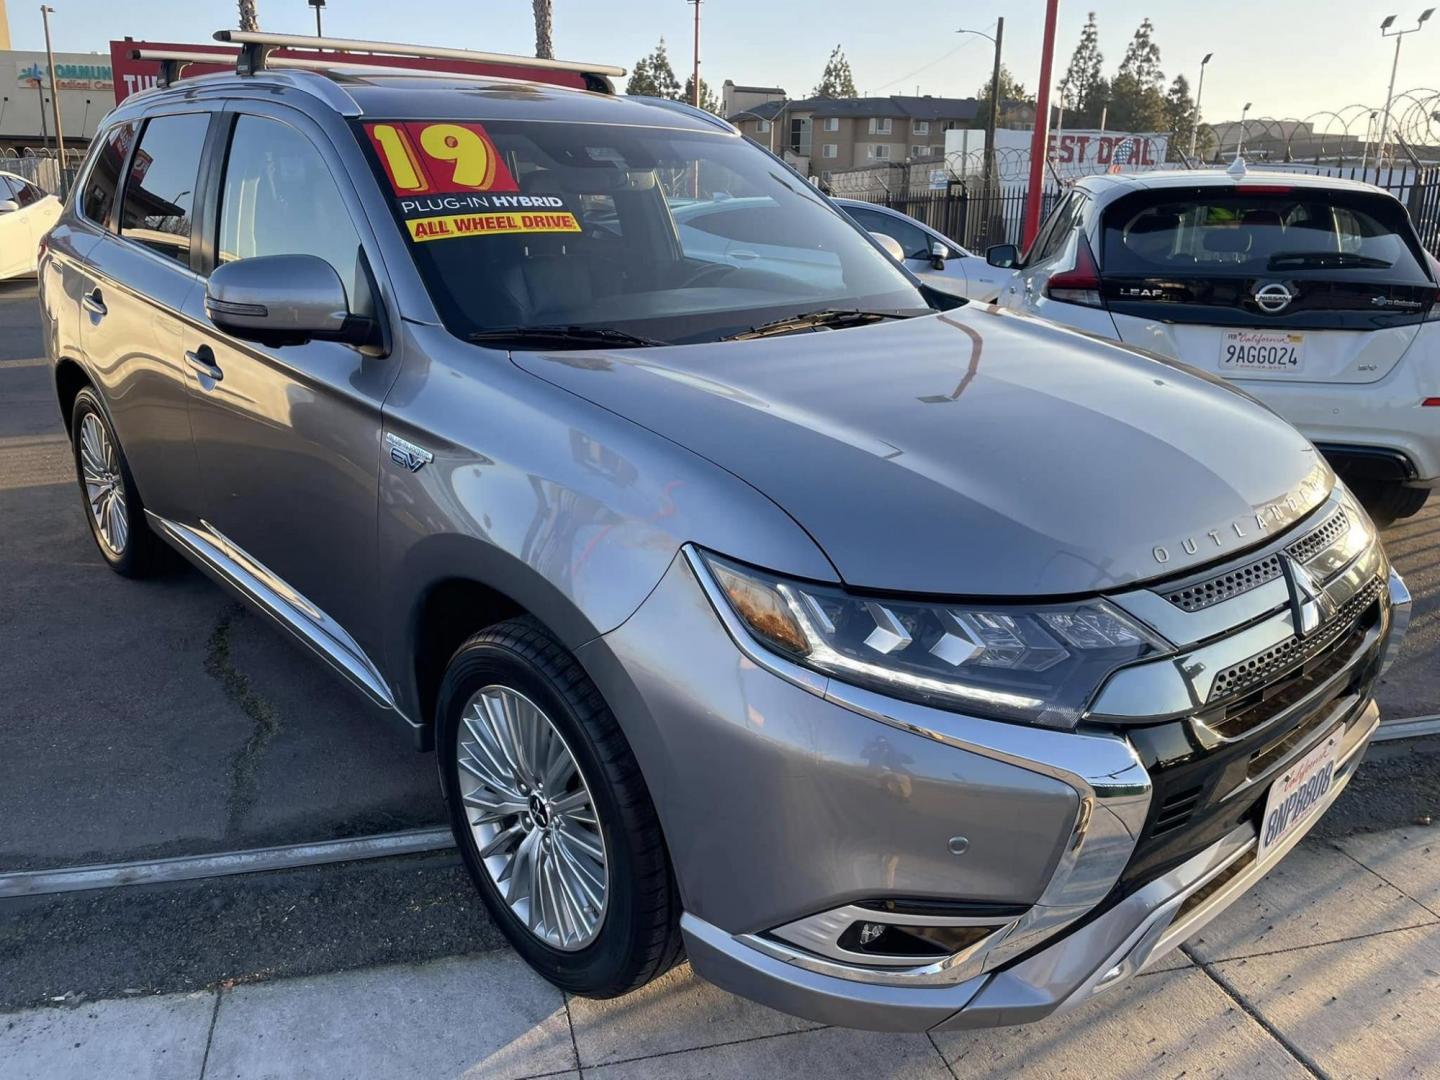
[1163,553,1283,612]
[1286,507,1349,565]
[1207,577,1385,701]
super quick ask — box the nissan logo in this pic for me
[1254,282,1294,314]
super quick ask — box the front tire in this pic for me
[69,387,167,577]
[437,617,683,997]
[1352,479,1429,529]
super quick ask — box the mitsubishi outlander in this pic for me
[38,31,1411,1032]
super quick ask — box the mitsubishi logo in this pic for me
[1283,556,1335,637]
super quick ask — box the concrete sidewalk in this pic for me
[4,826,1437,1079]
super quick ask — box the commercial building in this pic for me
[1,48,114,150]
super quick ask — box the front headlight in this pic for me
[698,550,1168,729]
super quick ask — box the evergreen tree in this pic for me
[683,74,721,114]
[626,38,682,100]
[813,46,858,98]
[1061,12,1108,127]
[1108,19,1168,132]
[973,65,1034,129]
[1164,74,1198,159]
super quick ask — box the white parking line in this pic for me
[0,827,456,898]
[1373,714,1440,743]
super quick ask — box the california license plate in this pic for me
[1220,330,1305,372]
[1258,727,1343,862]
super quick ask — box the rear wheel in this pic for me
[69,387,167,577]
[1351,480,1429,529]
[437,617,683,996]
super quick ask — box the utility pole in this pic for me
[308,0,324,36]
[1022,0,1060,249]
[40,5,65,192]
[688,0,702,108]
[1376,10,1434,182]
[1189,53,1212,161]
[956,20,1003,231]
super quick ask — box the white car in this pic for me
[837,198,1014,301]
[989,168,1440,524]
[0,171,61,279]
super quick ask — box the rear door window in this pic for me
[118,113,209,265]
[1102,189,1430,281]
[79,122,136,229]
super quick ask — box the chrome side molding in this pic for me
[147,512,414,727]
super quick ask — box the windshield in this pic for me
[1100,188,1430,281]
[353,117,928,344]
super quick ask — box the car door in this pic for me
[72,111,214,522]
[180,106,404,665]
[0,175,34,278]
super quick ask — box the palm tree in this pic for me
[237,0,259,32]
[533,0,553,59]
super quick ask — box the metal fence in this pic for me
[843,165,1440,258]
[0,147,85,197]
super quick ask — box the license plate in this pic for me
[1258,727,1343,862]
[1219,330,1305,372]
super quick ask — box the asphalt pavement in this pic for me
[1,276,1438,1033]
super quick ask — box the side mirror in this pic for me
[206,254,376,348]
[986,244,1020,269]
[930,240,948,271]
[0,199,19,214]
[869,231,906,263]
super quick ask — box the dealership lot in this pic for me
[2,275,1439,1076]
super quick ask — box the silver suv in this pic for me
[39,33,1411,1032]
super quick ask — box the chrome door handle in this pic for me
[82,288,106,317]
[185,347,223,382]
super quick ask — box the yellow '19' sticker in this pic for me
[407,210,582,243]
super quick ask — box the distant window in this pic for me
[823,117,840,132]
[119,113,209,264]
[846,205,931,260]
[913,120,930,135]
[869,118,893,135]
[868,144,892,161]
[756,119,771,133]
[79,121,136,230]
[911,145,928,158]
[823,143,838,159]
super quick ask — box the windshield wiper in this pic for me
[722,308,919,341]
[467,325,665,350]
[1267,251,1393,271]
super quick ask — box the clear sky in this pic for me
[5,0,1436,129]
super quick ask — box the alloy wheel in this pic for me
[79,412,128,556]
[456,685,609,950]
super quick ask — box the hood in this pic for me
[512,307,1333,596]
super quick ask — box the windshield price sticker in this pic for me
[366,120,583,243]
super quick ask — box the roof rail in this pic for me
[630,96,738,134]
[128,48,365,114]
[212,29,624,93]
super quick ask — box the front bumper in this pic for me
[686,698,1378,1032]
[578,495,1407,1033]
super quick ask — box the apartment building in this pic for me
[726,95,984,180]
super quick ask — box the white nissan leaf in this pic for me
[989,167,1440,524]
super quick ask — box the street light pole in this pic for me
[40,4,65,193]
[688,0,702,108]
[308,0,325,37]
[956,21,1002,196]
[1376,9,1434,182]
[1189,52,1212,161]
[1237,102,1252,157]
